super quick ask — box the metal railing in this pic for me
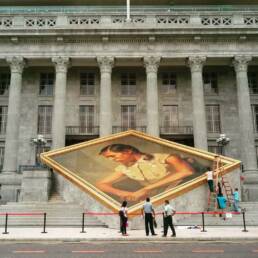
[160,126,193,135]
[1,5,258,14]
[112,126,147,134]
[66,126,99,136]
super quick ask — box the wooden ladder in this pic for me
[221,176,233,207]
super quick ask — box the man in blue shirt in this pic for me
[142,197,157,236]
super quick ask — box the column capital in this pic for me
[188,56,206,72]
[233,55,252,73]
[6,56,25,74]
[52,56,70,73]
[97,56,114,73]
[144,56,161,73]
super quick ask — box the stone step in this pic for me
[0,202,107,228]
[48,192,64,203]
[239,203,258,209]
[176,212,258,226]
[176,201,258,226]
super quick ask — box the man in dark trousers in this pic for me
[142,197,157,236]
[162,200,176,237]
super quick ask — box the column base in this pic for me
[241,171,258,202]
[0,172,22,203]
[20,169,51,202]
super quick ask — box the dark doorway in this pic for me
[160,136,194,147]
[65,136,99,146]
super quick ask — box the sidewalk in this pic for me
[0,226,258,242]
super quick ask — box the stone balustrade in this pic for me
[1,12,258,30]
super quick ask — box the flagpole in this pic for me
[126,0,131,21]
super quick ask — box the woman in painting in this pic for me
[97,144,205,202]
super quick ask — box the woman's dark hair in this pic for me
[99,144,154,160]
[122,200,127,207]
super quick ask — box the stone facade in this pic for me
[0,4,257,209]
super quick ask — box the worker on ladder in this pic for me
[206,155,221,193]
[207,155,223,212]
[206,169,214,192]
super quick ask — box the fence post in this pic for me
[2,213,9,234]
[242,210,248,232]
[41,212,47,234]
[81,212,86,233]
[201,212,207,232]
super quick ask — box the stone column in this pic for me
[144,56,161,137]
[3,56,25,173]
[233,55,258,201]
[52,57,69,149]
[188,56,208,150]
[97,56,114,137]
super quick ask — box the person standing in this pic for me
[142,197,157,236]
[233,188,240,212]
[162,200,176,237]
[119,200,128,236]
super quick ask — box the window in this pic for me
[37,106,52,135]
[248,72,258,94]
[39,73,54,96]
[121,73,136,96]
[0,106,7,134]
[206,105,221,133]
[79,105,95,133]
[203,72,218,94]
[80,72,95,96]
[162,105,178,128]
[161,73,177,94]
[0,73,10,95]
[121,105,136,129]
[0,146,4,171]
[252,105,258,133]
[208,146,220,154]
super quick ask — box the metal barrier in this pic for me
[0,210,248,235]
[82,210,247,234]
[0,212,47,234]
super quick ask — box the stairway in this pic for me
[0,202,107,228]
[176,202,258,226]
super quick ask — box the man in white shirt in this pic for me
[162,200,176,237]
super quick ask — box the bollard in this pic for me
[201,212,207,232]
[2,213,9,234]
[41,212,47,234]
[81,212,86,233]
[242,210,248,232]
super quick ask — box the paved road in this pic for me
[0,242,258,258]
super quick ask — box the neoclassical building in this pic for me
[0,0,258,204]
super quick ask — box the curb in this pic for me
[1,237,258,242]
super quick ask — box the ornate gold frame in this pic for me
[40,130,241,215]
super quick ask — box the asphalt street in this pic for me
[0,242,258,258]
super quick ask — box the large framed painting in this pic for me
[40,130,240,214]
